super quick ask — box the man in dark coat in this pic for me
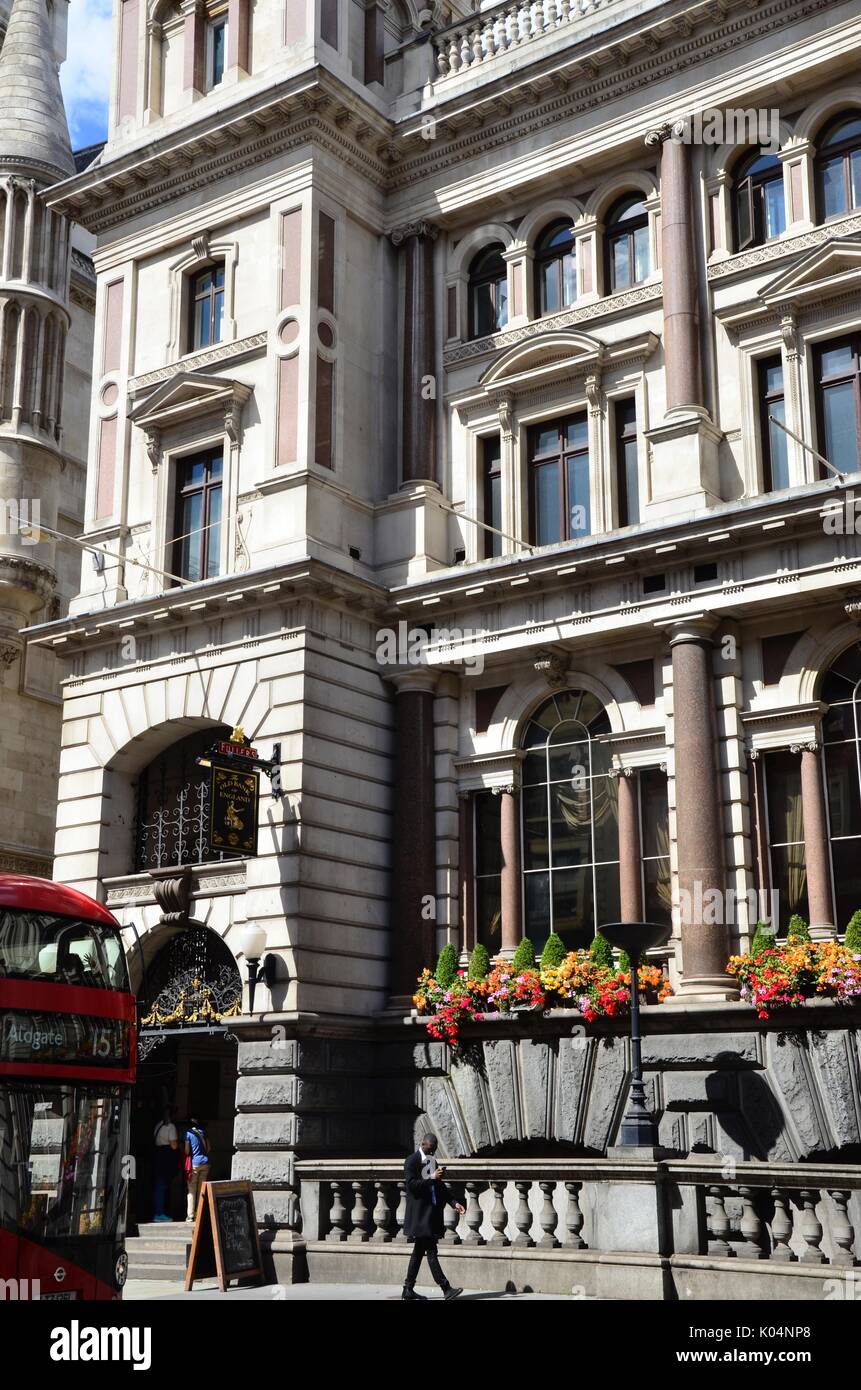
[402,1132,465,1300]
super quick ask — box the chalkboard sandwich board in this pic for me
[185,1181,264,1292]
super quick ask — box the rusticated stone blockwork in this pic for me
[233,1009,861,1229]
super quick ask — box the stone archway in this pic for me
[130,922,241,1228]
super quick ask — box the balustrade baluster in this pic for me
[532,1,545,37]
[463,1181,485,1245]
[508,5,522,44]
[326,1181,348,1242]
[443,1185,462,1243]
[349,1180,370,1242]
[447,35,461,73]
[488,1180,510,1245]
[564,1181,586,1248]
[567,0,579,18]
[470,27,482,64]
[537,1180,560,1248]
[459,30,471,69]
[512,1180,534,1247]
[798,1189,826,1264]
[769,1188,795,1263]
[738,1185,766,1259]
[497,11,510,50]
[435,44,449,77]
[707,1185,733,1257]
[393,1180,408,1242]
[829,1190,855,1268]
[371,1181,392,1242]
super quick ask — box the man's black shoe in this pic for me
[401,1287,427,1300]
[443,1286,463,1301]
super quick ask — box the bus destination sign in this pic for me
[0,1011,130,1068]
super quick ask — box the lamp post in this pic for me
[598,921,672,1148]
[234,923,275,1015]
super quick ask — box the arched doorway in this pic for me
[131,924,241,1228]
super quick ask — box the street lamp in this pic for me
[235,923,278,1015]
[598,921,672,1148]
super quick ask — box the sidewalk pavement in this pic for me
[124,1278,573,1301]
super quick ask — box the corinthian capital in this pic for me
[389,221,439,247]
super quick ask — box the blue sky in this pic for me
[60,0,113,150]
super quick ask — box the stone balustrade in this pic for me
[294,1157,861,1297]
[432,0,616,82]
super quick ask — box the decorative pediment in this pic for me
[128,372,253,471]
[478,329,658,394]
[758,237,861,310]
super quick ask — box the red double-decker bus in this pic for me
[0,874,136,1300]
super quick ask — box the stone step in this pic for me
[126,1246,187,1267]
[134,1222,194,1240]
[126,1262,187,1283]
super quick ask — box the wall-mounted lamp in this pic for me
[234,923,280,1015]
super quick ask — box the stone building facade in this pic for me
[27,0,861,1247]
[0,0,95,876]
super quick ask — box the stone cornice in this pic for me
[128,334,267,397]
[23,557,389,653]
[444,288,663,368]
[45,70,395,233]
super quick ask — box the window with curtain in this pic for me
[528,414,591,547]
[474,791,502,952]
[468,245,508,339]
[733,150,786,250]
[520,690,618,952]
[534,220,577,316]
[605,196,650,292]
[482,434,502,559]
[614,397,639,527]
[764,749,806,933]
[814,336,861,477]
[640,767,671,925]
[758,356,790,492]
[821,644,861,927]
[816,112,861,220]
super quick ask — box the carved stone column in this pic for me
[648,125,702,414]
[643,125,721,512]
[390,221,438,488]
[791,740,836,939]
[497,782,522,955]
[390,671,437,1002]
[615,767,643,922]
[665,618,735,998]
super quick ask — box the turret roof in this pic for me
[0,0,74,182]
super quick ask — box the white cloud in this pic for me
[60,0,113,149]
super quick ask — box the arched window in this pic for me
[187,261,225,351]
[733,150,785,250]
[820,644,861,926]
[534,220,576,315]
[134,726,242,871]
[520,690,618,950]
[816,112,861,220]
[605,196,650,292]
[468,244,508,338]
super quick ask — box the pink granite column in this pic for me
[390,672,437,1002]
[748,750,770,901]
[669,619,733,994]
[795,741,835,938]
[390,221,438,487]
[647,125,702,414]
[499,784,521,953]
[617,768,643,922]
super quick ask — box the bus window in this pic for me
[0,911,129,992]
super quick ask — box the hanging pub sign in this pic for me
[208,762,259,856]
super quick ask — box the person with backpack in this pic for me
[152,1105,179,1223]
[184,1116,211,1223]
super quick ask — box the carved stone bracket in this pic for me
[148,865,193,925]
[534,649,569,687]
[144,425,162,474]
